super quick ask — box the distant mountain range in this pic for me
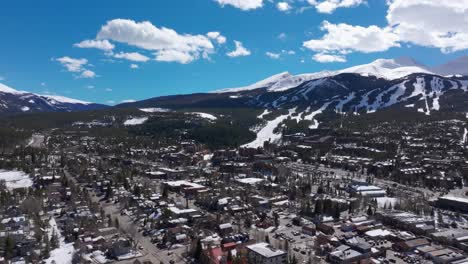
[0,83,107,114]
[1,56,468,115]
[119,57,468,117]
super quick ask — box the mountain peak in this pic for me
[0,83,27,95]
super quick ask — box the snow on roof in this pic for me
[365,229,393,237]
[246,242,286,258]
[236,178,264,185]
[439,196,468,204]
[165,180,205,189]
[168,207,197,215]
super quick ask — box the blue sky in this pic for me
[1,0,468,104]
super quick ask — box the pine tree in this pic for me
[367,205,373,216]
[193,239,203,261]
[3,236,14,260]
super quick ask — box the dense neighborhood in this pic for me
[0,115,467,264]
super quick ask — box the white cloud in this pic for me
[304,1,468,57]
[113,52,150,62]
[214,0,264,10]
[277,32,287,40]
[207,31,227,44]
[105,88,113,92]
[308,0,366,14]
[80,70,97,79]
[86,85,95,89]
[277,2,292,12]
[387,0,468,53]
[74,39,115,51]
[155,49,196,64]
[227,41,251,57]
[55,56,97,78]
[130,64,139,69]
[303,21,399,55]
[265,50,295,59]
[266,52,281,59]
[121,99,136,103]
[56,57,88,72]
[313,53,346,63]
[40,82,46,86]
[97,19,215,64]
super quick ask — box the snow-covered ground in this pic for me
[257,109,271,119]
[463,127,467,144]
[139,107,170,113]
[0,170,33,190]
[243,109,295,148]
[123,117,148,126]
[191,112,217,120]
[45,218,75,264]
[214,58,432,94]
[304,102,332,129]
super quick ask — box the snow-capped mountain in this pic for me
[0,83,107,114]
[214,57,433,93]
[120,56,468,119]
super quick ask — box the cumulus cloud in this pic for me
[308,0,366,14]
[227,41,251,57]
[74,39,115,51]
[304,0,468,59]
[303,21,400,54]
[387,0,468,53]
[113,52,150,62]
[265,50,295,59]
[214,0,263,10]
[277,2,292,12]
[80,70,97,79]
[155,49,197,64]
[130,64,139,69]
[207,31,227,44]
[313,53,346,63]
[55,56,97,78]
[266,52,281,59]
[96,19,215,64]
[56,57,88,72]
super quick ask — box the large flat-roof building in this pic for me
[246,242,287,264]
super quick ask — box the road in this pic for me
[63,170,187,264]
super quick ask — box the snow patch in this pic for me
[0,170,33,190]
[45,218,75,264]
[139,107,170,113]
[191,112,217,120]
[243,109,296,148]
[123,117,148,126]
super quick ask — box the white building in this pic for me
[246,242,287,264]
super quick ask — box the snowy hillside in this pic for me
[214,57,435,94]
[0,82,106,114]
